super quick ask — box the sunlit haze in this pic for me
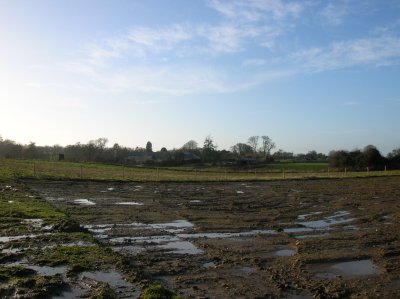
[1,0,399,154]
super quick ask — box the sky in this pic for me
[1,0,400,155]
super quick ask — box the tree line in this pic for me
[0,134,399,169]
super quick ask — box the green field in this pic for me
[0,158,398,182]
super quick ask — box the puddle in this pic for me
[6,261,67,276]
[189,200,202,203]
[115,202,144,206]
[73,199,96,206]
[285,211,355,234]
[233,266,256,277]
[203,261,216,268]
[88,220,276,255]
[81,270,140,298]
[0,234,38,243]
[28,265,67,276]
[274,249,296,257]
[1,247,23,254]
[159,241,204,255]
[312,259,381,279]
[178,229,276,239]
[236,191,244,194]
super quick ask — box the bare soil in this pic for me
[25,176,400,298]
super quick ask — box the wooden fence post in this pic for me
[282,168,285,179]
[80,166,83,179]
[33,163,36,177]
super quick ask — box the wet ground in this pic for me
[15,176,400,298]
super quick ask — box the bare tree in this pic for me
[247,136,259,153]
[261,136,275,157]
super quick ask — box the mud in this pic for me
[21,176,400,298]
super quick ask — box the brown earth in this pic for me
[27,176,400,298]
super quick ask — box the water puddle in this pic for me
[236,191,245,194]
[274,249,296,257]
[53,286,86,299]
[189,200,202,203]
[285,210,355,234]
[6,261,67,276]
[73,199,96,206]
[115,202,144,206]
[202,261,216,268]
[312,259,381,279]
[28,265,67,276]
[159,241,204,255]
[232,266,256,277]
[87,220,277,255]
[0,234,38,243]
[81,270,139,298]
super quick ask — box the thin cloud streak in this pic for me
[290,35,400,72]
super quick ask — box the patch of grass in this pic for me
[34,245,117,272]
[2,158,399,182]
[89,283,117,299]
[140,284,183,299]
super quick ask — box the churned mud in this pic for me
[18,176,400,298]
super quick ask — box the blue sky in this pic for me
[1,0,399,154]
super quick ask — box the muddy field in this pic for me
[7,176,394,298]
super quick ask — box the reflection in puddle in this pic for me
[81,270,139,298]
[87,220,277,255]
[312,259,381,279]
[203,261,216,268]
[295,233,330,239]
[74,199,96,206]
[28,265,67,276]
[286,210,355,234]
[0,234,38,243]
[159,241,203,255]
[274,249,296,257]
[6,261,67,276]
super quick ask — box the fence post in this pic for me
[80,166,83,179]
[385,165,387,175]
[33,163,36,177]
[328,168,330,178]
[344,168,347,177]
[282,168,285,179]
[225,168,227,180]
[122,165,125,180]
[367,167,369,176]
[157,168,159,180]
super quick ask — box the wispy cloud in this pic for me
[242,59,267,67]
[290,35,400,72]
[208,0,306,21]
[320,3,349,25]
